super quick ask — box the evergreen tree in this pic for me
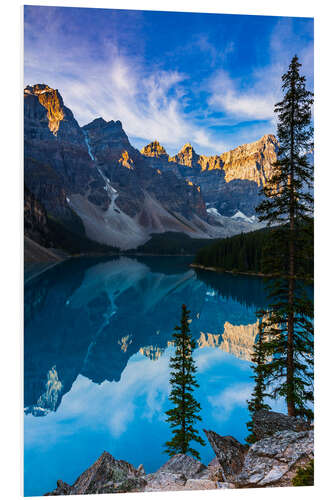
[255,55,314,419]
[165,304,205,459]
[246,319,271,444]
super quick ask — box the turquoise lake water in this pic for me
[24,256,278,496]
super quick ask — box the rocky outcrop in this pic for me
[145,454,207,492]
[141,140,168,159]
[155,453,206,478]
[204,430,247,481]
[235,430,314,488]
[24,84,64,137]
[204,412,314,489]
[45,452,147,495]
[251,409,312,441]
[45,452,223,495]
[44,411,314,495]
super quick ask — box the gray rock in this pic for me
[197,457,225,481]
[204,429,247,481]
[44,479,72,496]
[184,478,217,490]
[252,410,312,441]
[145,472,187,492]
[156,453,207,478]
[44,451,147,495]
[145,453,207,492]
[136,464,145,476]
[235,430,314,488]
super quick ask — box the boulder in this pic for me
[145,472,187,492]
[235,430,314,488]
[156,453,207,478]
[145,453,207,492]
[204,430,247,481]
[44,451,147,495]
[252,410,312,441]
[184,478,217,490]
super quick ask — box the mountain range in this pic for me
[24,84,278,253]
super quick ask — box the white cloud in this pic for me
[208,382,252,421]
[208,69,278,121]
[24,9,221,154]
[207,19,313,124]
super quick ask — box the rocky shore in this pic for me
[45,410,313,495]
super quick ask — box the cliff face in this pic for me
[24,84,109,232]
[24,184,52,246]
[141,135,278,216]
[165,134,278,186]
[220,134,278,186]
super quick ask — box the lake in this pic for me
[24,256,276,496]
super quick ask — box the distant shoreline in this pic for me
[189,263,269,278]
[190,264,314,284]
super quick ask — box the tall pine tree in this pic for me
[255,55,314,419]
[165,304,205,460]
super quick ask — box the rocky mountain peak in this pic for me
[181,142,194,152]
[169,142,199,168]
[141,141,168,158]
[24,83,65,135]
[83,117,108,130]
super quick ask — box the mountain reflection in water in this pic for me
[24,256,269,496]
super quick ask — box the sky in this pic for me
[24,6,314,156]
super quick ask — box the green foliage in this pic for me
[292,459,314,486]
[194,224,313,277]
[246,321,271,444]
[255,55,314,419]
[165,304,205,460]
[195,228,270,273]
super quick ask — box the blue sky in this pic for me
[24,6,313,155]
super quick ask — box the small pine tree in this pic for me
[246,318,271,444]
[165,304,205,460]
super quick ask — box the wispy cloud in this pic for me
[24,7,313,155]
[208,382,252,420]
[24,7,221,154]
[207,18,313,125]
[208,69,277,120]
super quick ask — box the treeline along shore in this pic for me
[192,222,313,279]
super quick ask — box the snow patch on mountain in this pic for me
[231,210,257,224]
[207,207,223,217]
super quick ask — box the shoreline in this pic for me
[189,263,269,278]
